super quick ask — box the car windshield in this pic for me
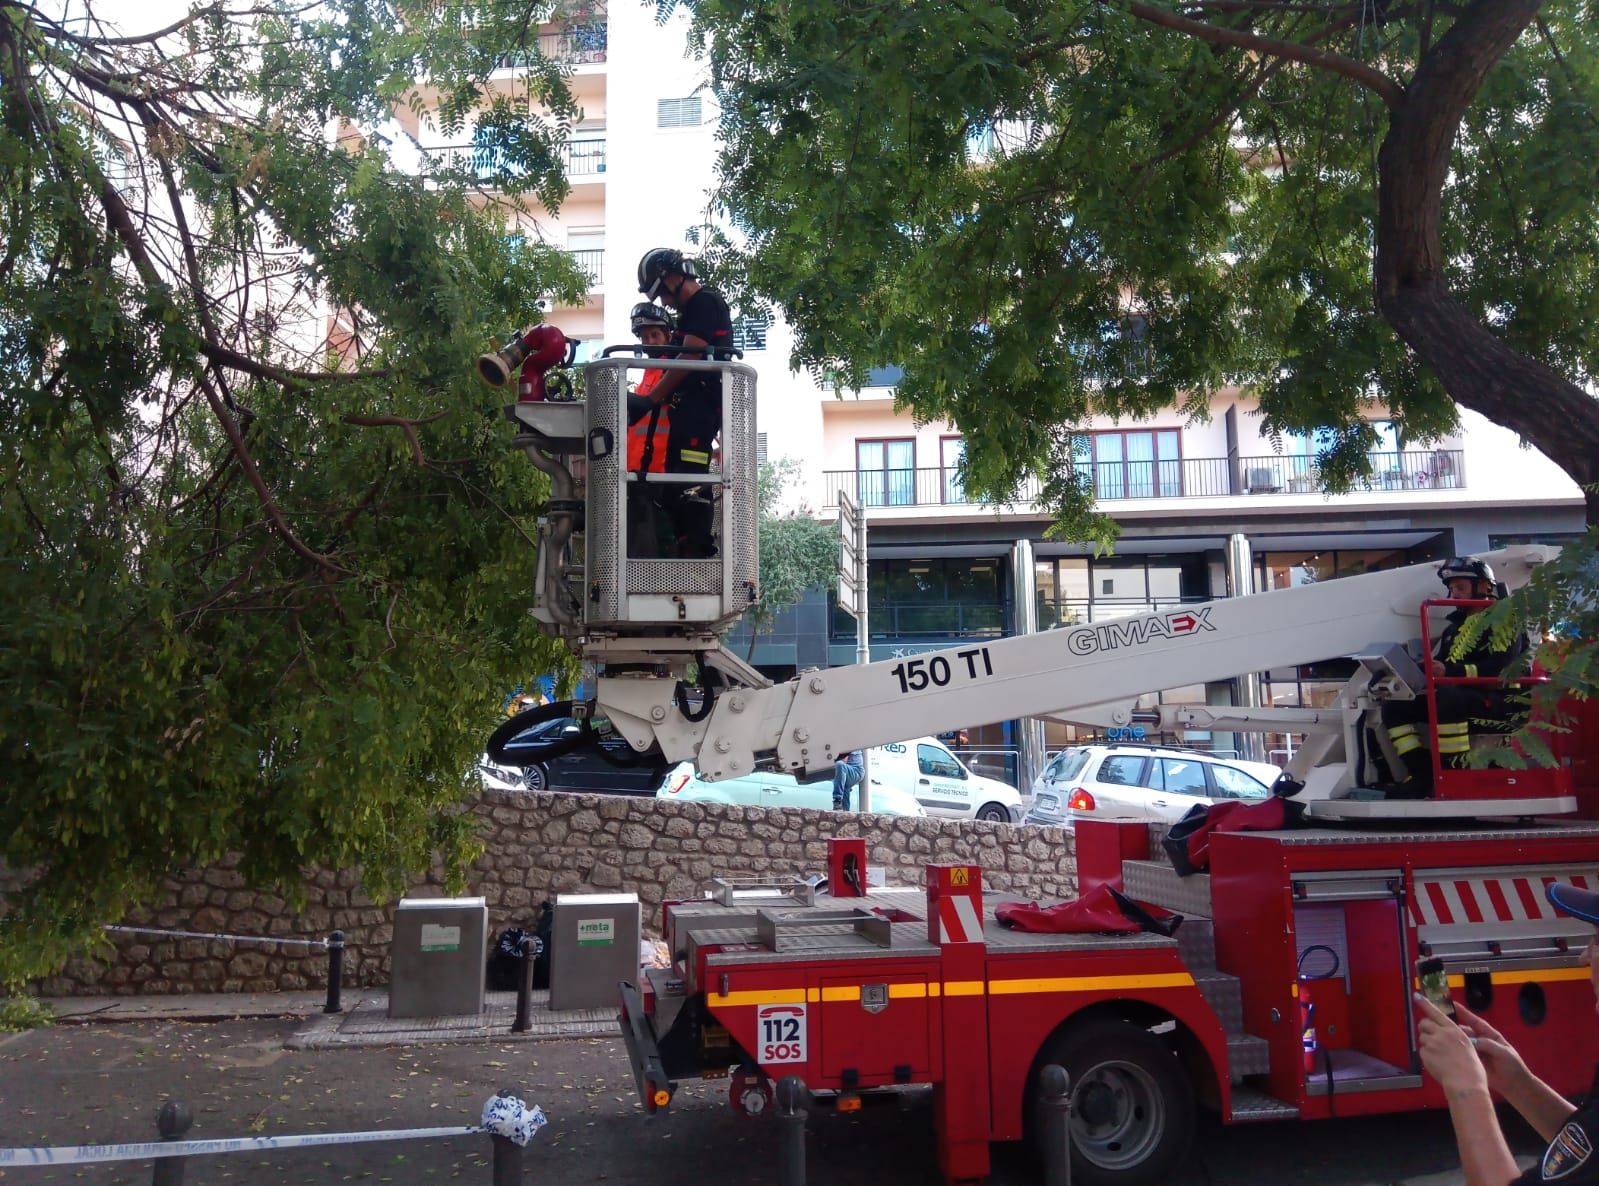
[1050,749,1092,781]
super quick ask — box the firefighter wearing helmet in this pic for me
[634,248,732,559]
[624,302,676,558]
[1379,556,1529,796]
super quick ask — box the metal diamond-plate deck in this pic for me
[1233,823,1599,846]
[1123,861,1214,918]
[288,990,616,1050]
[1229,1085,1299,1121]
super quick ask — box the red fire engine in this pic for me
[482,341,1599,1186]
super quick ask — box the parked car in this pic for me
[483,715,667,795]
[658,763,926,816]
[1024,743,1283,828]
[869,737,1024,823]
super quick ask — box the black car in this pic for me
[485,716,666,795]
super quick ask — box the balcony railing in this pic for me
[496,26,608,68]
[571,248,603,283]
[822,449,1466,509]
[560,138,606,176]
[430,139,606,185]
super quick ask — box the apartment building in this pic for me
[394,5,1589,788]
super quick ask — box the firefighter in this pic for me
[1380,556,1528,796]
[635,247,733,559]
[1418,879,1599,1185]
[625,302,675,558]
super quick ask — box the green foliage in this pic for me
[667,0,1599,540]
[0,0,585,984]
[745,460,840,634]
[1451,531,1599,770]
[0,995,53,1033]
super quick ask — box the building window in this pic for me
[1034,554,1207,629]
[855,438,916,507]
[830,557,1009,641]
[1073,429,1182,499]
[940,437,966,505]
[657,97,702,129]
[865,364,904,388]
[732,314,769,351]
[756,432,768,465]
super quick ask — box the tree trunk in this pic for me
[1374,0,1599,526]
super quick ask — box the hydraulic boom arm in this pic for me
[597,546,1550,783]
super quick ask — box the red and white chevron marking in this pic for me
[1411,874,1595,927]
[937,894,984,944]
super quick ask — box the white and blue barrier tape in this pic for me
[0,1097,546,1167]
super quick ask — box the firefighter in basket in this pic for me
[625,301,675,559]
[1379,556,1528,797]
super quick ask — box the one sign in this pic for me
[419,925,461,953]
[836,489,865,620]
[756,1003,808,1065]
[577,918,615,948]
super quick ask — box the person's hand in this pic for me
[1453,1002,1529,1097]
[1431,658,1447,677]
[1416,994,1489,1101]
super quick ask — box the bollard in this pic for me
[1040,1064,1073,1186]
[512,935,535,1033]
[150,1099,193,1186]
[775,1075,809,1186]
[324,930,345,1014]
[490,1089,524,1186]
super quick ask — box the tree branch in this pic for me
[341,411,450,467]
[1117,0,1404,106]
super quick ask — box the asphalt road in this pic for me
[0,1019,1544,1186]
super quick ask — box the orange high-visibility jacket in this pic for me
[627,373,670,473]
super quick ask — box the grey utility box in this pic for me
[389,896,488,1019]
[549,892,641,1011]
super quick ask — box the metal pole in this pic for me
[513,935,535,1033]
[489,1088,525,1186]
[854,501,870,813]
[324,930,345,1014]
[775,1075,808,1186]
[1040,1064,1073,1186]
[151,1100,192,1186]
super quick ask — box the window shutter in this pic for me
[657,97,702,129]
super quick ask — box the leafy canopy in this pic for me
[670,0,1599,539]
[0,0,586,983]
[745,458,840,638]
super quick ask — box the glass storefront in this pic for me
[1035,553,1209,629]
[832,557,1010,641]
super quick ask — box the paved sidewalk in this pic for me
[40,988,619,1048]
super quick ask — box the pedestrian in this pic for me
[1417,879,1599,1184]
[833,750,864,811]
[634,247,733,559]
[625,302,675,558]
[1381,556,1528,796]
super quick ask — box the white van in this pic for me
[863,737,1023,823]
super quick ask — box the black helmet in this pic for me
[630,301,675,334]
[637,247,696,297]
[1438,556,1495,588]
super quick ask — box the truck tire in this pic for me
[976,802,1010,823]
[1029,1017,1195,1186]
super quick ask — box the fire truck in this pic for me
[479,333,1599,1186]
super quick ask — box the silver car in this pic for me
[1025,744,1282,827]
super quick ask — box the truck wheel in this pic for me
[976,802,1010,822]
[1029,1018,1195,1186]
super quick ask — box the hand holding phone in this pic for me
[1417,956,1458,1021]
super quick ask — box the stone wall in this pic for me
[34,791,1075,997]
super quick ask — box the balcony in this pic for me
[571,248,603,284]
[821,449,1466,509]
[496,25,608,68]
[428,138,605,186]
[560,138,606,176]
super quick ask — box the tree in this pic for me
[670,0,1599,751]
[742,459,840,658]
[670,0,1599,532]
[0,0,587,983]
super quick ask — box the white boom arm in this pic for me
[1042,701,1345,735]
[598,546,1551,787]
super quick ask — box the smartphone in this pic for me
[1417,956,1458,1020]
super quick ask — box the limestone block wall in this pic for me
[33,791,1075,996]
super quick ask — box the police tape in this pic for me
[0,1126,485,1166]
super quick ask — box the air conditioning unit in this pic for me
[1247,467,1281,494]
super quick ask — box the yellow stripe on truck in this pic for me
[1444,968,1590,989]
[712,972,1195,1007]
